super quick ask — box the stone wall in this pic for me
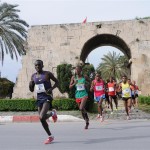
[13,19,150,98]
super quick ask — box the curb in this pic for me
[0,115,83,123]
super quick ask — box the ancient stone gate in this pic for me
[13,19,150,98]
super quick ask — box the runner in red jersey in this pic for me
[108,77,118,114]
[90,73,105,122]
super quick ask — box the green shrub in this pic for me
[57,64,75,98]
[53,99,78,110]
[0,98,78,111]
[0,99,37,111]
[139,95,150,105]
[88,102,98,113]
[0,78,14,98]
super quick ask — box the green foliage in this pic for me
[0,99,37,111]
[0,78,14,98]
[82,64,95,78]
[96,51,130,81]
[57,63,75,98]
[136,16,150,20]
[0,98,78,111]
[56,63,95,110]
[88,102,98,113]
[53,99,78,110]
[82,64,95,110]
[139,95,150,105]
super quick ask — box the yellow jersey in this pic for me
[121,82,131,98]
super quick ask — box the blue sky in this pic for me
[0,0,150,82]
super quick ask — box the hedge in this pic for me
[52,99,78,110]
[139,95,150,105]
[0,98,78,111]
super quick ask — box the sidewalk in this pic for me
[0,114,83,123]
[0,100,150,123]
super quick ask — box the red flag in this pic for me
[82,17,87,23]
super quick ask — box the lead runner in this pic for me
[29,59,59,144]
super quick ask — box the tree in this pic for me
[0,3,29,63]
[96,51,129,81]
[0,77,14,98]
[57,63,75,98]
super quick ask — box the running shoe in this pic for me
[96,114,100,119]
[111,111,113,114]
[85,122,89,129]
[115,108,118,111]
[44,136,54,144]
[52,109,57,123]
[100,116,104,122]
[127,116,131,120]
[128,109,131,113]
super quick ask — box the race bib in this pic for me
[35,84,46,93]
[123,88,130,97]
[109,87,114,92]
[76,84,85,91]
[131,90,135,95]
[95,85,103,91]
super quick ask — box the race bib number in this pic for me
[76,84,85,91]
[123,88,130,97]
[95,86,103,91]
[35,84,45,93]
[131,90,135,95]
[109,87,114,92]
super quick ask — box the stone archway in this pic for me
[80,34,131,78]
[80,34,131,62]
[12,19,150,98]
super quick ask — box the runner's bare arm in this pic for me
[69,76,76,89]
[118,83,122,92]
[84,74,90,82]
[47,72,59,93]
[137,86,140,91]
[29,75,35,92]
[90,81,94,92]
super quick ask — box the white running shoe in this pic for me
[96,114,100,119]
[127,116,131,120]
[100,116,104,122]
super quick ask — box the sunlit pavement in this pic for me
[0,119,150,150]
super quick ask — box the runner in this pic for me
[90,73,105,122]
[118,75,132,120]
[128,79,136,109]
[108,77,118,114]
[69,66,89,129]
[105,79,110,109]
[29,60,59,144]
[134,81,141,111]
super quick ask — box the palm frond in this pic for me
[0,2,29,64]
[96,51,130,81]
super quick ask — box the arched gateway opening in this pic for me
[80,34,131,63]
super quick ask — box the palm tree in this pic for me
[96,51,129,81]
[0,3,29,63]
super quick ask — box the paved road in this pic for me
[0,119,150,150]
